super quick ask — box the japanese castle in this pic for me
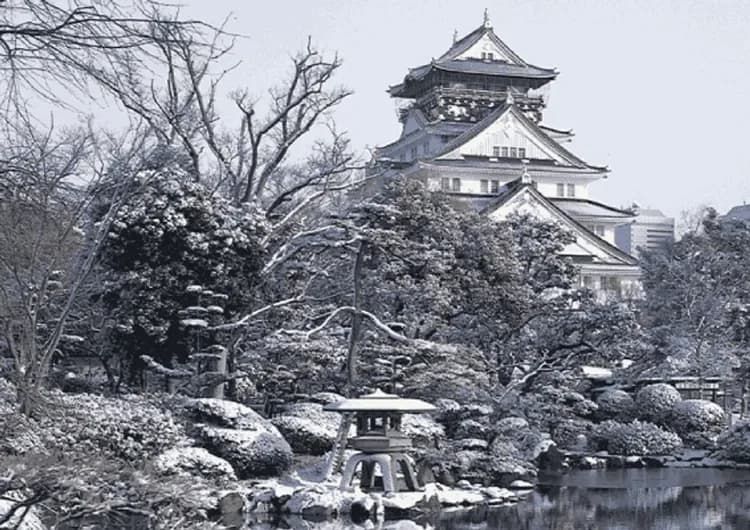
[373,11,640,296]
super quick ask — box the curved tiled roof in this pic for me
[553,198,635,219]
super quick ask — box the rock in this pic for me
[189,398,274,430]
[271,415,336,455]
[283,488,345,519]
[580,456,607,469]
[456,438,488,451]
[307,392,346,405]
[536,442,564,472]
[152,447,237,480]
[509,480,534,489]
[456,479,473,490]
[0,498,46,530]
[625,456,645,468]
[483,486,515,500]
[197,425,293,479]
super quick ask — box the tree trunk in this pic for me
[345,241,366,395]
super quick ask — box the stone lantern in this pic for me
[324,389,435,495]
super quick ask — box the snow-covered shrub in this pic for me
[516,385,598,433]
[669,399,726,448]
[402,413,445,448]
[552,419,594,450]
[594,420,682,456]
[453,418,489,440]
[491,417,546,460]
[2,392,189,460]
[713,420,750,463]
[197,425,293,479]
[635,383,682,424]
[152,447,236,480]
[596,389,636,422]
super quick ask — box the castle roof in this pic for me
[432,103,607,172]
[481,178,639,266]
[389,19,557,98]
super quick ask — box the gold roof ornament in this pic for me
[483,8,492,29]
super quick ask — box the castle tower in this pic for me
[375,13,641,296]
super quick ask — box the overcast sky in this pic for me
[180,0,750,220]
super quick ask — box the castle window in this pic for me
[567,184,576,197]
[519,147,526,158]
[501,146,509,157]
[480,179,489,193]
[441,177,450,191]
[593,225,605,237]
[556,183,565,197]
[492,146,500,157]
[410,146,417,160]
[481,52,494,61]
[491,180,500,193]
[451,178,461,192]
[510,147,518,158]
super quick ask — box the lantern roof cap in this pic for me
[323,389,436,413]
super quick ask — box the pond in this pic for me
[255,468,750,529]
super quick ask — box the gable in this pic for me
[401,109,427,137]
[485,187,635,265]
[437,108,569,164]
[455,33,518,63]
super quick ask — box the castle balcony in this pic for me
[416,86,545,110]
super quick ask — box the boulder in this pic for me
[197,425,293,479]
[271,402,342,455]
[307,392,346,405]
[152,447,237,480]
[283,487,345,519]
[189,398,273,430]
[271,415,336,455]
[0,497,46,530]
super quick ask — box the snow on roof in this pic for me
[323,389,436,413]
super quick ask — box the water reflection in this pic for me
[253,469,750,530]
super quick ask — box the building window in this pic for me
[481,52,494,61]
[451,178,461,192]
[491,180,500,193]
[567,184,576,197]
[510,147,518,158]
[441,177,450,191]
[410,146,417,160]
[601,276,622,295]
[501,146,509,157]
[519,147,526,158]
[556,183,565,197]
[480,179,489,193]
[582,276,594,289]
[593,225,605,237]
[492,146,500,157]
